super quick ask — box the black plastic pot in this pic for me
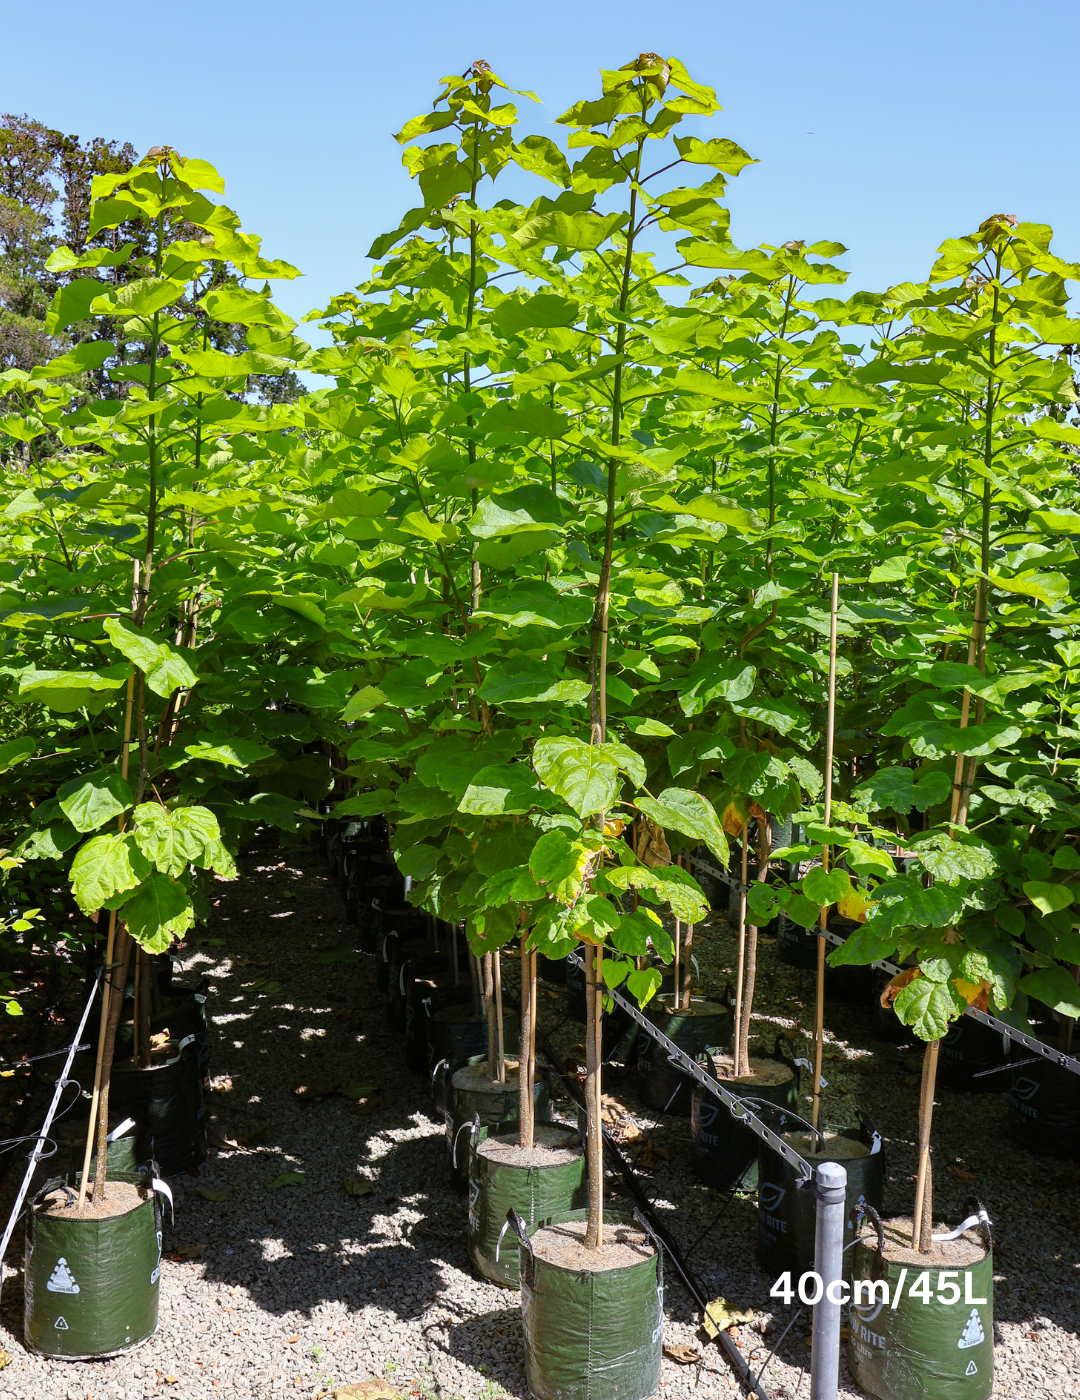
[412,985,472,1077]
[426,1003,518,1081]
[636,994,732,1116]
[690,1042,800,1191]
[377,917,429,992]
[514,1207,663,1400]
[871,969,917,1044]
[24,1174,163,1359]
[467,1123,587,1288]
[776,912,818,969]
[1008,1055,1080,1159]
[848,1212,994,1400]
[108,1041,206,1177]
[391,953,449,1035]
[357,898,382,955]
[938,1016,1011,1093]
[756,1115,884,1279]
[538,954,568,985]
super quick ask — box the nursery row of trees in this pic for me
[3,56,1080,1214]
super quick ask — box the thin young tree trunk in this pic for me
[470,951,483,1024]
[738,821,771,1077]
[678,855,694,1010]
[529,947,538,1124]
[93,926,134,1204]
[519,932,534,1151]
[912,1038,940,1252]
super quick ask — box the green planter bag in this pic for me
[691,1040,799,1191]
[756,1113,884,1279]
[109,1038,205,1177]
[31,1113,152,1197]
[848,1205,994,1400]
[444,1057,551,1191]
[24,1172,169,1360]
[508,1206,663,1400]
[468,1123,587,1288]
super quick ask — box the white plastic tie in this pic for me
[106,1117,136,1142]
[932,1209,990,1243]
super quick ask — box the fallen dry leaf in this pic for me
[702,1297,755,1339]
[294,1080,339,1102]
[335,1383,401,1400]
[355,1090,395,1113]
[207,1126,245,1152]
[339,1080,379,1101]
[195,1186,230,1202]
[0,1349,10,1371]
[265,1171,306,1191]
[170,1242,207,1261]
[344,1176,376,1197]
[947,1164,977,1183]
[285,1334,300,1344]
[663,1343,701,1365]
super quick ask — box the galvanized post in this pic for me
[809,1160,847,1400]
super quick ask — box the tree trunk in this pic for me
[912,1038,940,1252]
[93,926,133,1204]
[733,825,749,1077]
[493,949,505,1084]
[584,943,603,1249]
[135,947,152,1069]
[737,819,772,1076]
[519,932,534,1151]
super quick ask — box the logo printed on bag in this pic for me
[759,1182,786,1212]
[965,1360,978,1376]
[46,1258,80,1294]
[54,1316,69,1330]
[1011,1077,1040,1102]
[957,1309,984,1349]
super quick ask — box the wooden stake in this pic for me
[812,571,839,1133]
[93,925,133,1204]
[519,933,534,1152]
[482,953,496,1081]
[594,943,604,1249]
[493,949,505,1085]
[912,1038,940,1252]
[733,825,748,1078]
[584,942,603,1249]
[529,948,538,1122]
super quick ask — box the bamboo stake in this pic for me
[584,942,603,1248]
[812,571,840,1132]
[93,925,133,1204]
[482,953,496,1081]
[594,943,603,1249]
[76,666,136,1210]
[912,1038,940,1252]
[733,825,748,1078]
[529,947,538,1120]
[493,949,505,1084]
[679,854,694,1011]
[672,915,680,1014]
[519,933,534,1151]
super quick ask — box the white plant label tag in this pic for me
[47,1258,80,1294]
[965,1360,978,1376]
[957,1309,984,1349]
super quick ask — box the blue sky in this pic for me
[7,0,1080,330]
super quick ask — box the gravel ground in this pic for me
[0,834,1077,1400]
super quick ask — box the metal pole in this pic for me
[809,1160,847,1400]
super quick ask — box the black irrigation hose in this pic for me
[536,1026,774,1400]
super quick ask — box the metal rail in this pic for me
[690,853,1080,1078]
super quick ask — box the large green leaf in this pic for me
[104,618,198,698]
[636,788,729,863]
[1023,880,1074,915]
[892,976,966,1041]
[1020,966,1080,1018]
[133,803,221,877]
[58,774,133,834]
[528,829,591,903]
[479,659,590,706]
[533,737,620,817]
[458,765,540,816]
[69,833,150,913]
[121,874,196,954]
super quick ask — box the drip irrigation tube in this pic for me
[0,967,103,1304]
[689,853,1080,1079]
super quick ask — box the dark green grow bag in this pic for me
[514,1207,663,1400]
[117,991,210,1086]
[848,1215,994,1400]
[444,1058,551,1191]
[637,994,731,1116]
[690,1043,799,1191]
[24,1173,163,1360]
[756,1114,884,1279]
[109,1041,205,1177]
[1008,1056,1080,1158]
[468,1123,587,1288]
[409,980,469,1076]
[938,1016,1010,1093]
[427,1003,518,1080]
